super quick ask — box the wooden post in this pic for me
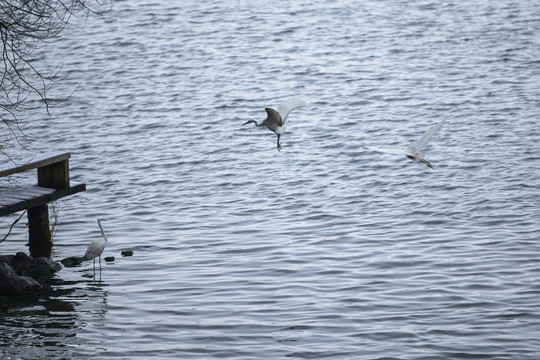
[38,158,70,189]
[27,204,52,258]
[1,153,85,258]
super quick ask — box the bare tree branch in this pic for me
[0,0,113,155]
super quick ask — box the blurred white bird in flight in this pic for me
[365,118,446,169]
[243,99,305,151]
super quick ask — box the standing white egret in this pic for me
[83,218,108,272]
[364,119,446,169]
[243,99,305,151]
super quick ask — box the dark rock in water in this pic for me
[0,252,60,282]
[0,252,62,299]
[0,262,43,298]
[11,252,61,282]
[0,255,16,268]
[104,256,115,262]
[0,255,15,266]
[121,250,134,257]
[0,296,7,313]
[61,256,84,268]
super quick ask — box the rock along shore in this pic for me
[0,252,61,300]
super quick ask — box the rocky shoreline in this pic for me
[0,252,61,300]
[0,249,132,303]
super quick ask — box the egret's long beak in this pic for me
[242,120,251,126]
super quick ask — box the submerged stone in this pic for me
[11,252,60,282]
[0,262,43,298]
[61,256,84,268]
[0,252,62,299]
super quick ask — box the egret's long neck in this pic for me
[98,221,108,242]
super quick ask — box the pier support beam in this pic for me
[28,204,52,258]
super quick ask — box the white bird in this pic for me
[83,218,108,272]
[243,99,305,151]
[365,119,446,169]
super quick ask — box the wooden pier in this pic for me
[0,153,86,258]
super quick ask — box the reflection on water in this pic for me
[0,276,108,359]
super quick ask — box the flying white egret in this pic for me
[83,218,108,272]
[243,99,305,151]
[365,118,446,169]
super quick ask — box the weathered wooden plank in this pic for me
[28,193,53,209]
[0,185,53,202]
[0,152,71,178]
[0,183,85,216]
[1,152,86,259]
[22,187,53,197]
[47,188,68,202]
[7,201,29,215]
[68,183,86,195]
[1,194,32,204]
[0,196,18,206]
[4,192,43,201]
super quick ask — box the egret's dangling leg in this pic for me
[421,159,434,169]
[407,154,434,169]
[277,134,281,151]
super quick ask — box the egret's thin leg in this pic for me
[421,159,434,169]
[277,134,281,151]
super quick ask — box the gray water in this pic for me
[1,0,540,359]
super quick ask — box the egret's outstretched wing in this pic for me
[411,119,446,153]
[276,99,305,124]
[264,108,283,128]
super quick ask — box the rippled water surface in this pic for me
[1,0,540,359]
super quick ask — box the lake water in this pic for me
[1,0,540,358]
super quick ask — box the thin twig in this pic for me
[0,209,27,244]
